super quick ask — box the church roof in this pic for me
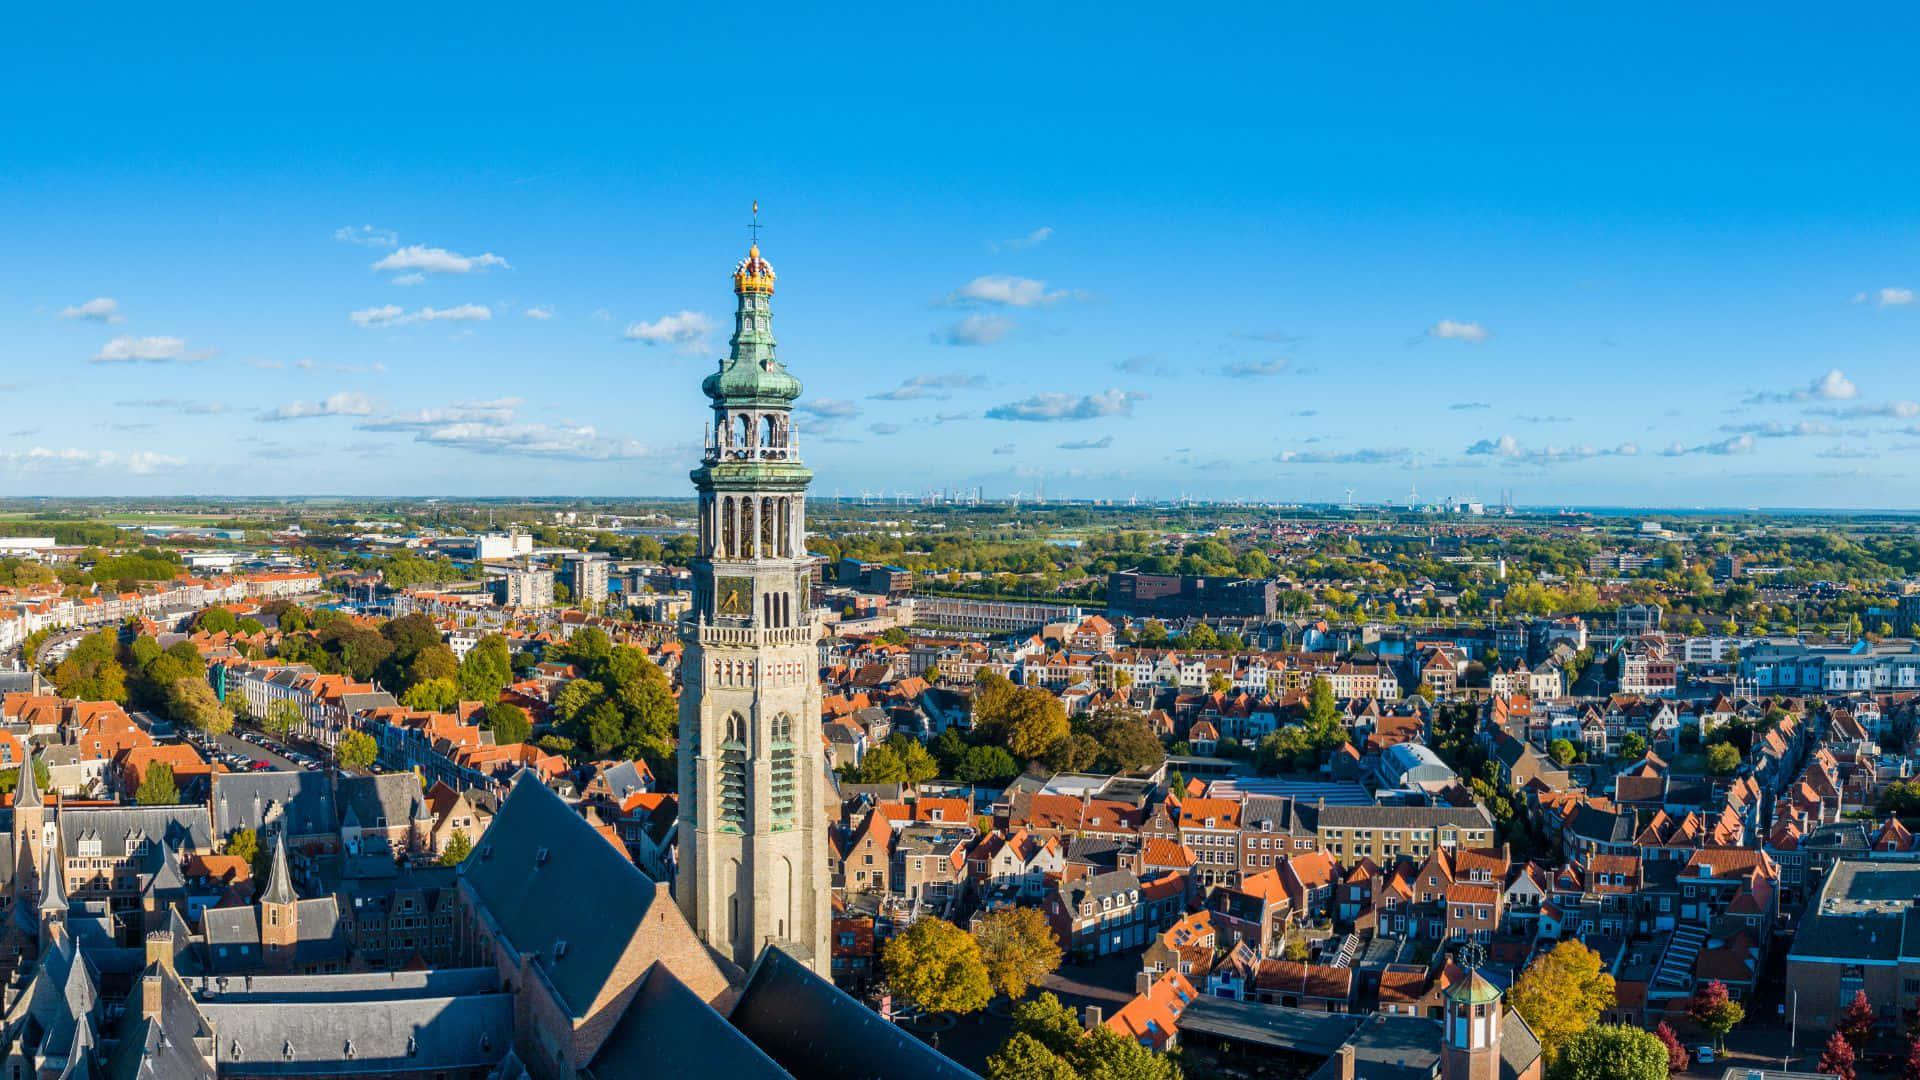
[587,962,790,1079]
[729,946,981,1080]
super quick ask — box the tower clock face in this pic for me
[716,575,752,617]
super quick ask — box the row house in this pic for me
[967,828,1064,902]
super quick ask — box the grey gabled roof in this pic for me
[57,806,212,860]
[586,962,790,1080]
[337,774,429,830]
[198,993,513,1075]
[459,771,662,1020]
[596,760,651,802]
[729,946,980,1080]
[213,771,338,840]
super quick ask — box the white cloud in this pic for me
[1274,447,1411,465]
[391,273,426,286]
[357,398,522,431]
[1465,433,1638,465]
[1809,399,1920,419]
[524,306,554,320]
[371,244,509,275]
[870,422,903,436]
[333,224,398,247]
[350,305,405,328]
[92,335,187,363]
[351,303,491,328]
[1058,435,1114,450]
[986,388,1144,422]
[1427,319,1490,343]
[261,391,378,421]
[942,314,1015,346]
[298,358,388,375]
[624,310,715,346]
[115,397,229,415]
[1219,358,1290,378]
[1659,434,1756,457]
[947,275,1079,308]
[1851,286,1915,307]
[0,447,185,474]
[869,373,988,401]
[1744,368,1859,405]
[59,297,123,324]
[992,226,1053,251]
[410,421,652,461]
[795,398,861,420]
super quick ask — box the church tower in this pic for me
[1441,966,1505,1080]
[675,231,830,973]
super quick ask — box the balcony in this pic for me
[703,444,799,465]
[694,620,819,649]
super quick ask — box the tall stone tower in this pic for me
[675,235,830,974]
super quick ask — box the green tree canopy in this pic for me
[400,677,459,713]
[986,992,1181,1080]
[481,701,532,745]
[135,761,179,805]
[334,730,378,772]
[1548,1024,1669,1080]
[438,829,474,866]
[168,677,232,736]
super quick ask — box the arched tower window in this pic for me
[720,497,734,559]
[761,415,776,447]
[771,713,796,827]
[720,713,748,829]
[740,499,756,558]
[734,413,752,448]
[760,496,775,555]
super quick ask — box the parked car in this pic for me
[1693,1046,1714,1065]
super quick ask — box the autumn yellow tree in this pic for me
[973,907,1063,1001]
[882,917,992,1016]
[1509,940,1617,1062]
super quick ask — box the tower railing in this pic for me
[703,445,799,465]
[696,621,819,649]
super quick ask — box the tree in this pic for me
[1548,738,1578,767]
[226,827,259,867]
[1880,779,1920,817]
[457,634,513,703]
[1044,732,1102,773]
[1652,1021,1688,1075]
[1088,707,1166,773]
[1704,742,1741,776]
[406,644,460,688]
[1687,980,1745,1048]
[0,758,52,796]
[135,762,179,805]
[1838,988,1876,1048]
[1899,1034,1920,1080]
[1548,1024,1669,1080]
[972,907,1063,1001]
[976,684,1069,761]
[986,993,1181,1080]
[955,745,1019,784]
[1509,940,1617,1061]
[881,917,991,1016]
[401,677,459,713]
[168,677,233,736]
[1618,732,1647,761]
[195,606,239,634]
[438,829,473,866]
[883,734,940,785]
[335,730,378,772]
[481,701,531,745]
[849,744,906,784]
[1818,1030,1857,1080]
[253,699,299,739]
[51,630,128,702]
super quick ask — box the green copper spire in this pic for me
[701,242,803,408]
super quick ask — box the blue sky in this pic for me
[4,5,1918,506]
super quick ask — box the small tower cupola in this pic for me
[1442,947,1505,1080]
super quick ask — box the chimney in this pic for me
[1337,1043,1356,1080]
[1082,1005,1103,1031]
[141,970,162,1017]
[1135,969,1156,995]
[145,931,174,974]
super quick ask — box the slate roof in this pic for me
[58,805,212,860]
[337,773,429,830]
[586,962,790,1080]
[198,992,512,1075]
[212,770,338,840]
[728,946,981,1080]
[459,771,665,1020]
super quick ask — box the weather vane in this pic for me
[749,200,761,244]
